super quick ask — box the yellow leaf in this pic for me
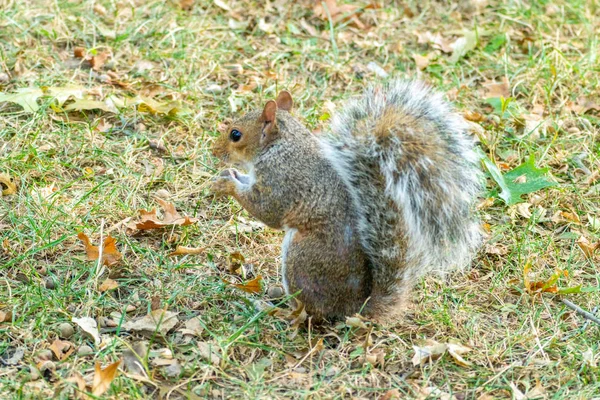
[0,173,17,196]
[92,360,121,396]
[64,98,115,113]
[99,278,119,292]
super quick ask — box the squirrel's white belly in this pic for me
[281,227,297,294]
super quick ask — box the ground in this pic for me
[1,0,599,399]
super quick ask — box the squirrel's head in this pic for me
[212,91,293,166]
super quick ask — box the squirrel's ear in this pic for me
[275,91,293,112]
[259,100,278,139]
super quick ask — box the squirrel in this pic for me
[211,80,483,323]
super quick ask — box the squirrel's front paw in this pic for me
[210,169,237,197]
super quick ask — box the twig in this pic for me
[562,299,600,327]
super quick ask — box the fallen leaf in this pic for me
[169,245,205,256]
[577,236,599,258]
[99,278,119,292]
[180,0,194,10]
[137,96,187,116]
[226,275,263,294]
[582,348,597,368]
[413,53,432,69]
[0,310,13,323]
[122,310,179,337]
[65,372,87,392]
[464,110,485,122]
[480,153,556,205]
[411,339,448,366]
[73,47,85,58]
[49,339,74,361]
[45,86,87,106]
[72,316,101,345]
[0,173,17,196]
[416,31,454,53]
[92,360,121,396]
[379,389,401,400]
[180,316,204,337]
[197,341,221,365]
[482,77,510,99]
[64,98,116,113]
[90,52,110,71]
[132,198,198,230]
[346,316,369,329]
[446,342,472,367]
[77,232,122,266]
[449,31,478,63]
[0,87,44,112]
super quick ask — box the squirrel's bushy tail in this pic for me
[319,80,483,317]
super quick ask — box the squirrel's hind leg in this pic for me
[281,228,372,321]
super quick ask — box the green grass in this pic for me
[1,0,599,398]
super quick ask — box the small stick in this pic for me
[562,299,600,327]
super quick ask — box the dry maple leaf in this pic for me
[0,173,17,196]
[92,360,121,396]
[49,339,75,361]
[77,232,122,266]
[133,198,198,230]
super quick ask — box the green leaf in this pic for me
[480,151,557,205]
[558,286,582,295]
[484,33,507,54]
[0,88,44,112]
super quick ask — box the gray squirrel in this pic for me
[211,80,483,323]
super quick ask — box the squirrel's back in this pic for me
[318,81,483,311]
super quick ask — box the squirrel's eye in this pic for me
[229,129,242,142]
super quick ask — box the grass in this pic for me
[1,0,599,398]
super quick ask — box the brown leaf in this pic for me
[379,389,401,400]
[565,97,600,115]
[180,0,194,10]
[169,245,205,256]
[197,341,221,365]
[415,31,453,53]
[92,360,121,396]
[226,275,263,294]
[73,47,85,58]
[98,278,118,292]
[90,52,110,71]
[49,339,74,361]
[65,372,87,392]
[122,310,179,337]
[133,198,198,230]
[577,236,599,259]
[482,77,510,99]
[77,232,122,266]
[0,310,13,323]
[0,173,17,196]
[412,53,433,70]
